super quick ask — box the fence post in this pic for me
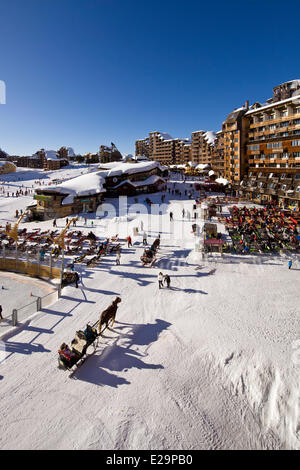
[15,243,18,272]
[37,252,40,277]
[49,254,52,280]
[12,309,18,326]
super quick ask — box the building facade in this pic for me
[237,80,300,209]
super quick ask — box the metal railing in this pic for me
[8,285,61,327]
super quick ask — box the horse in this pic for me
[98,297,121,335]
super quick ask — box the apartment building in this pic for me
[136,132,189,166]
[211,131,225,177]
[238,80,300,209]
[99,143,123,163]
[191,130,217,166]
[135,138,150,160]
[221,102,250,184]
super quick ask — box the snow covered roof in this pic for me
[204,131,217,145]
[245,93,300,115]
[67,147,75,157]
[39,172,106,205]
[112,175,165,189]
[195,164,210,170]
[215,177,229,185]
[45,150,58,160]
[97,161,166,177]
[169,164,187,169]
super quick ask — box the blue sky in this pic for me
[1,0,300,156]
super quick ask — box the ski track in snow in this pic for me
[0,167,299,449]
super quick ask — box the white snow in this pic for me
[98,161,166,177]
[40,172,106,205]
[0,167,299,450]
[215,177,229,185]
[204,131,217,145]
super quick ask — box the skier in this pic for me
[0,305,2,323]
[158,272,164,289]
[127,236,132,248]
[53,219,57,228]
[116,251,121,265]
[182,208,185,219]
[288,260,293,270]
[169,212,173,222]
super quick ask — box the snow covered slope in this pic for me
[0,171,299,450]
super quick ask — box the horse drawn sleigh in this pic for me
[140,237,160,267]
[58,297,121,372]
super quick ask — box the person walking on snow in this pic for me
[158,272,164,289]
[74,271,80,288]
[142,232,147,245]
[288,260,293,270]
[164,274,171,288]
[116,251,121,265]
[0,305,3,323]
[127,236,132,248]
[169,212,173,222]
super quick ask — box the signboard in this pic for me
[34,194,53,201]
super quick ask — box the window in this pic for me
[294,108,300,115]
[292,140,300,146]
[281,185,286,190]
[267,142,283,148]
[248,144,260,150]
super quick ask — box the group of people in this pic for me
[158,272,171,289]
[226,205,300,253]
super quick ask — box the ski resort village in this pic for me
[1,84,300,450]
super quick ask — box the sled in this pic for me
[58,298,121,373]
[58,325,100,371]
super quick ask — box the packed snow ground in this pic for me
[0,166,299,450]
